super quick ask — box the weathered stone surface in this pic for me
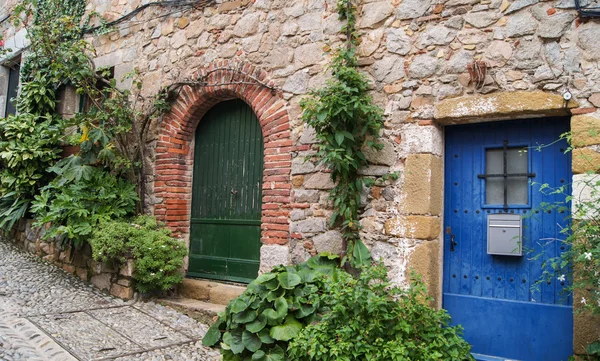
[90,274,111,291]
[401,154,443,216]
[259,245,291,273]
[537,12,575,39]
[457,28,492,44]
[304,173,335,189]
[371,54,404,83]
[385,216,441,240]
[464,11,501,28]
[299,125,318,144]
[505,0,539,14]
[370,241,404,284]
[293,190,320,203]
[291,157,315,174]
[578,23,600,60]
[359,29,384,57]
[571,114,600,147]
[572,148,600,174]
[362,138,397,166]
[572,174,599,220]
[294,42,324,68]
[397,0,431,19]
[291,218,327,234]
[361,1,394,28]
[399,124,443,156]
[408,241,441,301]
[435,91,578,123]
[532,65,554,82]
[233,13,260,37]
[590,93,600,108]
[298,12,322,32]
[312,231,343,255]
[408,54,438,79]
[484,40,513,67]
[282,69,309,94]
[209,284,246,305]
[504,12,537,37]
[386,28,411,55]
[358,165,390,176]
[110,283,133,299]
[417,25,457,49]
[446,50,473,73]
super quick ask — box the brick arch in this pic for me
[153,60,291,247]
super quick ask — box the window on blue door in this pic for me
[479,140,535,210]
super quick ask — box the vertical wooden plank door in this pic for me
[443,118,573,361]
[188,99,264,283]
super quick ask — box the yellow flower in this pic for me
[79,125,89,143]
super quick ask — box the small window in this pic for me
[479,141,535,209]
[4,56,21,117]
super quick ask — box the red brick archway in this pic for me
[153,60,291,246]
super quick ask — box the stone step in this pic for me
[159,298,226,325]
[178,278,246,306]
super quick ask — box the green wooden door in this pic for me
[188,99,263,283]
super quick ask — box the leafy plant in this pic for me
[301,0,385,267]
[31,168,138,247]
[89,215,188,294]
[288,265,475,361]
[202,254,340,360]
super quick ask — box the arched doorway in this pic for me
[187,99,264,282]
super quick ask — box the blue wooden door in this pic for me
[443,118,573,361]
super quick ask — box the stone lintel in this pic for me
[434,91,579,124]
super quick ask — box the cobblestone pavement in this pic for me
[0,241,221,361]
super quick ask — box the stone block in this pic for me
[362,138,397,166]
[572,174,600,220]
[90,273,112,291]
[291,218,327,234]
[259,244,291,273]
[304,173,335,190]
[209,284,246,306]
[293,190,320,203]
[76,267,88,281]
[401,154,443,216]
[119,259,135,277]
[178,278,211,300]
[572,148,600,174]
[408,240,441,303]
[571,114,600,147]
[110,283,134,300]
[117,278,132,287]
[574,288,600,354]
[312,231,343,255]
[62,264,76,274]
[385,216,441,240]
[435,91,578,124]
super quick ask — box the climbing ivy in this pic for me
[301,0,385,267]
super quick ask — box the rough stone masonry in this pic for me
[1,0,600,353]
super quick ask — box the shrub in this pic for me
[287,264,475,361]
[31,168,138,247]
[202,255,340,361]
[89,215,187,294]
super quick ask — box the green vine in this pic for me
[301,0,384,268]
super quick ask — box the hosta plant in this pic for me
[202,254,340,361]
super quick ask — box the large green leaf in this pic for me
[254,273,277,284]
[262,296,288,325]
[230,297,250,313]
[223,330,244,354]
[242,330,262,352]
[251,346,285,361]
[258,329,274,344]
[269,315,303,341]
[201,319,223,346]
[246,314,267,333]
[277,272,302,289]
[352,239,371,267]
[233,309,257,324]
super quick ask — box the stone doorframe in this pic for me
[153,60,293,272]
[433,90,591,352]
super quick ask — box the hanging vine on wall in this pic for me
[301,0,386,268]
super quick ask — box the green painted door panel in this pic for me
[188,99,264,283]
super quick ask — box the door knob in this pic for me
[450,235,458,252]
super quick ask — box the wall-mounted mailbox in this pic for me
[487,214,522,256]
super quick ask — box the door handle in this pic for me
[231,189,238,195]
[450,235,458,252]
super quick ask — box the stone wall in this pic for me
[1,0,600,318]
[6,219,135,300]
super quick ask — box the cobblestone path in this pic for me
[0,241,221,361]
